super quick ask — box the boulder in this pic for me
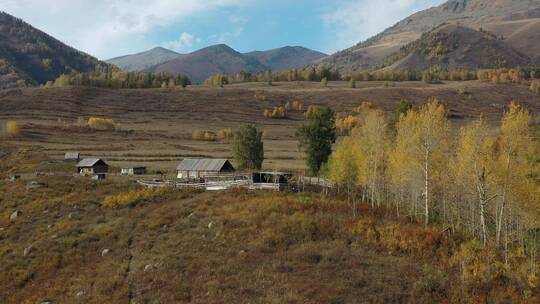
[144,264,153,272]
[10,210,22,221]
[101,249,110,257]
[23,246,32,256]
[208,222,213,229]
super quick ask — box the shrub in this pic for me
[264,106,287,119]
[348,79,356,88]
[217,128,233,140]
[88,117,116,130]
[531,80,540,95]
[321,77,328,87]
[303,105,320,119]
[5,121,20,137]
[102,188,170,208]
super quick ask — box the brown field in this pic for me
[0,81,538,174]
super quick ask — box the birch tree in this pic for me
[495,102,533,246]
[456,118,497,247]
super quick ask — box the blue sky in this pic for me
[1,0,445,59]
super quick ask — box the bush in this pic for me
[264,106,287,119]
[531,80,540,95]
[88,117,116,130]
[4,121,20,137]
[102,188,170,208]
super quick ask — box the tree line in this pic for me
[205,66,540,85]
[47,66,191,89]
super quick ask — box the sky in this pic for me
[0,0,446,60]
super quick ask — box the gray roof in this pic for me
[64,152,79,159]
[177,159,233,172]
[77,158,107,167]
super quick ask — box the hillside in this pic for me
[106,47,182,72]
[380,24,530,71]
[318,0,540,71]
[0,12,106,89]
[244,46,327,71]
[147,44,268,83]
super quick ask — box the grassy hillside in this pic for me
[1,147,538,303]
[0,12,106,89]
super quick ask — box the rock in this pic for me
[208,222,213,229]
[238,250,246,255]
[101,249,110,257]
[51,234,58,239]
[47,224,52,229]
[187,212,195,218]
[68,212,74,219]
[40,301,52,304]
[23,246,32,256]
[75,291,85,297]
[10,210,22,221]
[144,264,153,272]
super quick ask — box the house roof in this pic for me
[177,159,233,172]
[77,158,108,167]
[64,152,79,159]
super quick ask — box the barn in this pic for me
[176,159,235,179]
[77,159,109,176]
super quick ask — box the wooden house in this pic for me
[176,159,235,179]
[77,159,109,176]
[64,152,80,162]
[121,167,147,175]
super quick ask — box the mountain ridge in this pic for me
[318,0,540,72]
[0,11,107,89]
[109,44,327,83]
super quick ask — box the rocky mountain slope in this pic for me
[318,0,540,71]
[0,12,105,89]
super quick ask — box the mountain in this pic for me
[146,44,267,83]
[143,45,327,83]
[244,46,326,71]
[0,11,106,89]
[379,24,530,71]
[318,0,540,71]
[106,47,182,72]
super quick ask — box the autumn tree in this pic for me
[232,124,264,170]
[297,107,336,175]
[350,108,389,207]
[456,118,497,247]
[495,102,533,246]
[393,99,449,227]
[327,137,361,208]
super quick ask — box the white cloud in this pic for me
[162,32,201,51]
[214,27,244,43]
[321,0,445,53]
[0,0,250,58]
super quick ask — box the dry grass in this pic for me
[0,81,538,173]
[0,148,538,303]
